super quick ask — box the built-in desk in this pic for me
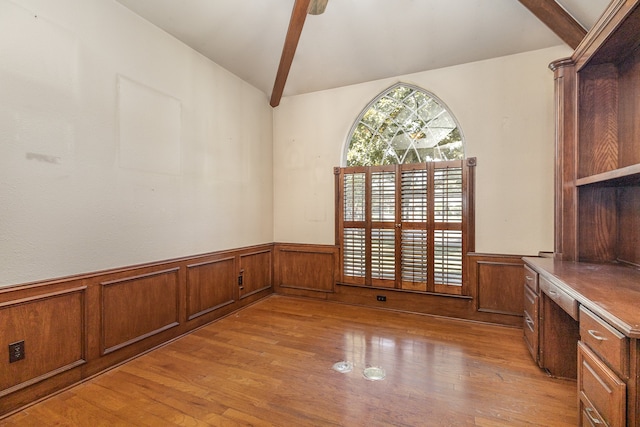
[523,257,640,427]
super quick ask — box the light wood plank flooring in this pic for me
[2,295,577,426]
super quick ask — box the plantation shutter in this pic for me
[400,166,428,291]
[433,164,463,293]
[336,159,474,295]
[370,170,396,286]
[342,171,366,285]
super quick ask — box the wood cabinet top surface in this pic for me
[523,257,640,338]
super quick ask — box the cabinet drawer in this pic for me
[523,283,538,325]
[539,276,578,320]
[578,342,626,427]
[580,306,629,378]
[524,264,538,293]
[523,284,539,362]
[581,399,605,427]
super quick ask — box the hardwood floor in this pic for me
[2,295,577,426]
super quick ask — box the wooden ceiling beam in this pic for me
[270,0,311,107]
[518,0,587,49]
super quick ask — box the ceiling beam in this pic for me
[518,0,587,49]
[270,0,311,107]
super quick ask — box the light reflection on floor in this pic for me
[333,328,469,423]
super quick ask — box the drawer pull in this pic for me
[587,329,607,341]
[525,316,534,328]
[548,290,558,297]
[585,407,602,424]
[525,275,533,281]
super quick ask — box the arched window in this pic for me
[345,83,463,166]
[336,83,474,296]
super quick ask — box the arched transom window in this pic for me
[345,83,463,166]
[336,83,474,296]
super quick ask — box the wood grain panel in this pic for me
[469,254,525,317]
[518,0,586,49]
[186,257,236,320]
[0,287,85,396]
[618,46,640,168]
[618,186,640,266]
[572,0,637,69]
[275,244,337,293]
[578,64,618,178]
[101,268,180,354]
[540,292,580,379]
[578,186,618,262]
[239,250,272,299]
[550,60,578,261]
[269,0,311,107]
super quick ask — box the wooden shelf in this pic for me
[576,163,640,187]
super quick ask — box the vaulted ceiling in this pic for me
[114,0,610,106]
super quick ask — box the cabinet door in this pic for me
[578,341,626,427]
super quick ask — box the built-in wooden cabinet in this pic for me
[552,0,640,265]
[523,258,640,427]
[527,1,640,425]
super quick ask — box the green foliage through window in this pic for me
[347,84,463,166]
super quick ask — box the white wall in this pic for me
[0,0,573,287]
[273,45,572,255]
[0,0,274,287]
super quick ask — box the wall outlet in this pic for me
[9,340,25,363]
[376,295,387,302]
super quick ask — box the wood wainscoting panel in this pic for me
[0,244,275,418]
[274,243,338,296]
[469,253,527,317]
[0,287,86,397]
[100,268,180,355]
[186,257,236,320]
[238,250,272,299]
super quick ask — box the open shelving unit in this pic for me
[552,0,640,266]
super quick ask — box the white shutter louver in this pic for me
[371,171,395,222]
[401,229,427,284]
[344,172,366,222]
[401,169,427,222]
[434,166,462,223]
[343,228,366,277]
[371,228,395,280]
[434,230,462,286]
